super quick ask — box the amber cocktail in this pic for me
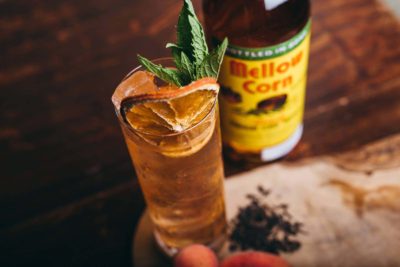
[112,59,227,256]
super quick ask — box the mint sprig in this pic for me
[137,0,228,87]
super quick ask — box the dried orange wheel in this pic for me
[120,71,219,135]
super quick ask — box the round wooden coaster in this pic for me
[132,210,172,267]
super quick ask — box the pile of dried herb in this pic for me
[229,185,304,255]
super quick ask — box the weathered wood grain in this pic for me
[0,0,399,266]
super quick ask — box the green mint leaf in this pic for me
[167,45,192,84]
[183,0,196,14]
[196,38,228,79]
[175,0,208,65]
[176,1,195,61]
[188,15,208,66]
[137,55,183,87]
[179,51,195,79]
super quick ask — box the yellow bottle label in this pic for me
[217,20,311,152]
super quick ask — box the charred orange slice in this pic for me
[119,71,219,135]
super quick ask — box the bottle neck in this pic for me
[263,0,290,10]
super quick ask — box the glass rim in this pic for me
[115,57,218,138]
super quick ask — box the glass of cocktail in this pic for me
[112,0,229,256]
[112,58,227,256]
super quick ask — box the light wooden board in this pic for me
[133,134,400,267]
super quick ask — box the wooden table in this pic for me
[1,0,399,266]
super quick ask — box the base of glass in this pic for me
[154,231,227,258]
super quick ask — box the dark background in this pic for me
[1,0,400,266]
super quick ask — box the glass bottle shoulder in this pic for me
[203,0,310,47]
